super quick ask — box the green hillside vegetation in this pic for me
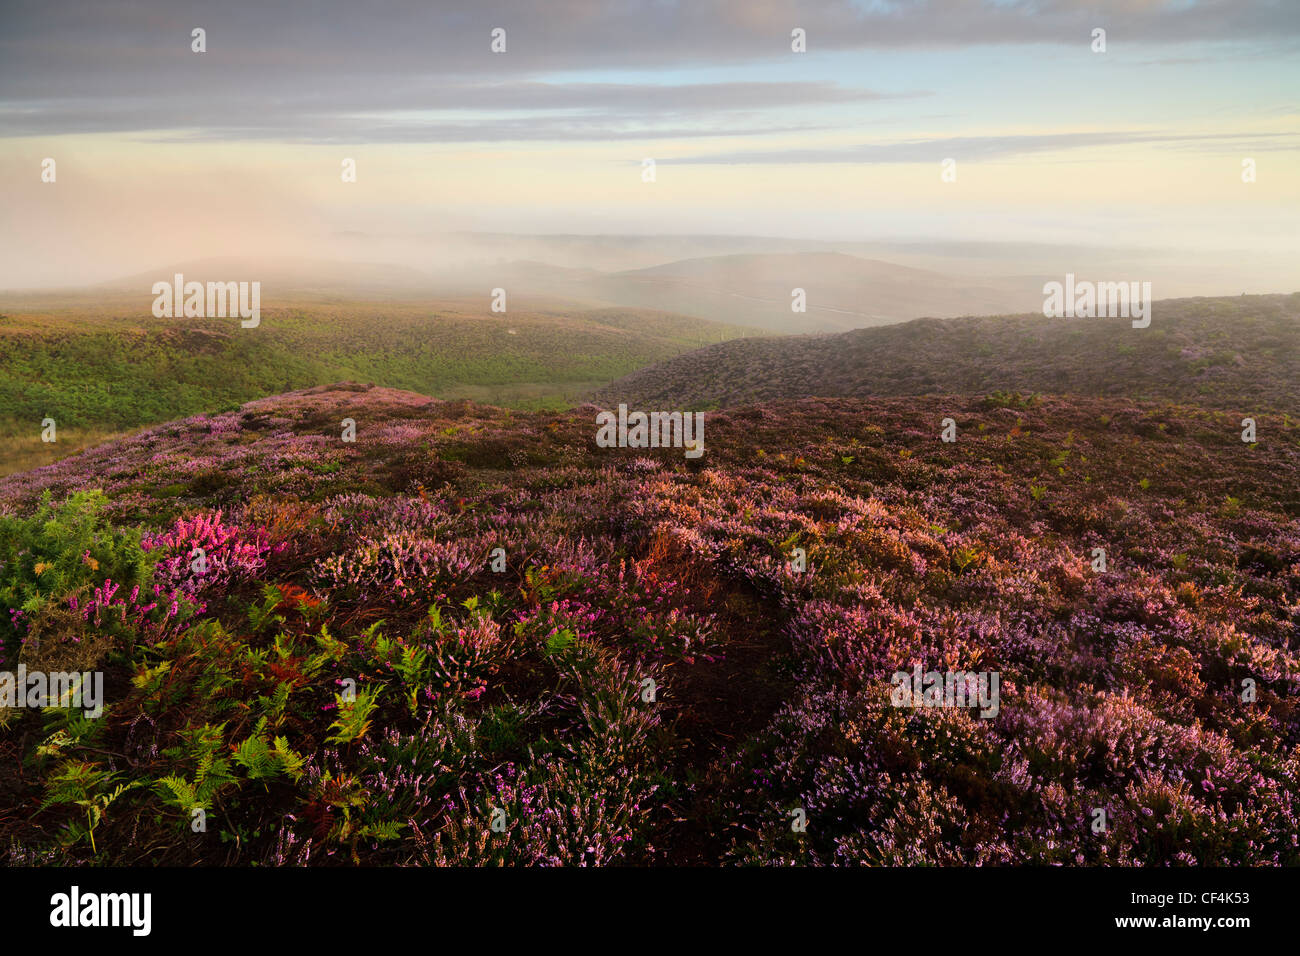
[0,295,753,475]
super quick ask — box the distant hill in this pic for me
[351,249,1049,334]
[582,252,1049,333]
[0,250,1160,338]
[297,249,1048,334]
[592,293,1300,411]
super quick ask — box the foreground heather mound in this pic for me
[2,383,1297,865]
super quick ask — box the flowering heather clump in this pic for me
[142,510,278,596]
[319,493,445,534]
[1,383,1297,866]
[76,577,195,645]
[313,529,482,602]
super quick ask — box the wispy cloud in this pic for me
[667,130,1300,164]
[2,0,1297,142]
[0,81,918,141]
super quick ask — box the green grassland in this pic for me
[0,293,753,475]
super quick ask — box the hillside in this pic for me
[1,249,1053,339]
[1,383,1296,865]
[0,295,752,476]
[562,252,1047,334]
[593,293,1300,411]
[310,249,1050,335]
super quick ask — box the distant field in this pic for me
[0,295,753,475]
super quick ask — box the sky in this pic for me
[1,0,1298,290]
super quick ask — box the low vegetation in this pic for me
[0,297,749,475]
[593,294,1300,413]
[2,383,1295,865]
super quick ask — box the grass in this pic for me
[0,426,130,478]
[0,296,751,475]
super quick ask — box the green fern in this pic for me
[326,685,379,745]
[247,584,285,633]
[233,717,307,781]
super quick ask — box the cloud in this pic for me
[1,1,1295,113]
[0,81,916,140]
[666,130,1300,164]
[1,0,1294,148]
[139,119,829,145]
[3,1,1297,96]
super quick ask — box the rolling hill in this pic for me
[491,251,1049,334]
[4,248,1053,337]
[590,252,1049,332]
[593,293,1300,411]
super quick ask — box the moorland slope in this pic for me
[594,294,1300,412]
[1,382,1296,865]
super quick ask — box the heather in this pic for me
[594,293,1300,414]
[1,383,1297,865]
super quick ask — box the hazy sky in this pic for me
[1,0,1298,290]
